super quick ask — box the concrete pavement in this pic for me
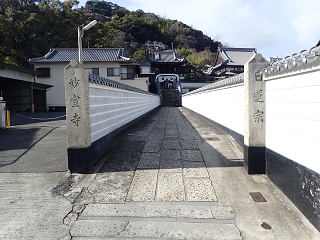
[0,112,72,239]
[1,107,320,239]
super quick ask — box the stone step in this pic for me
[80,203,235,220]
[71,220,241,239]
[70,203,241,239]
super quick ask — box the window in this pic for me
[36,68,50,78]
[88,68,99,76]
[107,68,120,76]
[121,66,134,79]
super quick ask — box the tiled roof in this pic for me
[151,51,182,63]
[219,47,256,66]
[261,44,320,76]
[184,73,244,96]
[88,73,156,96]
[29,48,128,63]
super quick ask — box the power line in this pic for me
[208,0,245,34]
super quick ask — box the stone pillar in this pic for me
[0,99,6,128]
[64,60,92,173]
[244,54,269,174]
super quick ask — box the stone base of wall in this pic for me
[244,146,266,174]
[266,149,320,231]
[67,147,93,174]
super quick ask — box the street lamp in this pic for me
[77,20,97,64]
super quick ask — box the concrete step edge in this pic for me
[81,203,235,220]
[78,216,235,224]
[70,220,242,240]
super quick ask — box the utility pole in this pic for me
[87,38,91,48]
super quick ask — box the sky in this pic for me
[76,0,320,58]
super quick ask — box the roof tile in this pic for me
[30,48,128,63]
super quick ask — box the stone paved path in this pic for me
[66,107,320,240]
[67,107,242,239]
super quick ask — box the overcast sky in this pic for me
[77,0,320,58]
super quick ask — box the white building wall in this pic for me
[182,84,244,136]
[265,68,320,173]
[89,83,160,143]
[34,62,149,107]
[35,62,66,107]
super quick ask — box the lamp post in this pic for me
[77,20,97,65]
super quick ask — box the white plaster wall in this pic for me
[182,84,244,136]
[34,62,66,107]
[89,83,160,143]
[265,69,320,174]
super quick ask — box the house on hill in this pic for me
[29,48,150,111]
[206,47,257,79]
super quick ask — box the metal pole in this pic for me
[7,110,10,128]
[78,26,83,64]
[30,83,34,113]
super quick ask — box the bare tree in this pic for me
[112,31,126,48]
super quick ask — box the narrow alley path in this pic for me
[66,107,319,240]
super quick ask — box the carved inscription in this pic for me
[253,89,264,102]
[71,113,81,126]
[254,110,264,123]
[69,76,80,89]
[71,95,80,107]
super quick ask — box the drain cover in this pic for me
[249,192,267,202]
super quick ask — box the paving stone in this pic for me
[161,150,181,161]
[137,152,160,169]
[181,140,199,150]
[185,179,217,202]
[165,131,180,139]
[183,161,209,178]
[157,173,185,201]
[160,159,182,173]
[143,140,162,152]
[181,150,203,162]
[148,132,164,140]
[115,140,146,152]
[82,204,214,219]
[88,172,134,204]
[162,140,180,150]
[166,127,178,132]
[126,169,158,201]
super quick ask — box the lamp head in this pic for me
[83,20,97,31]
